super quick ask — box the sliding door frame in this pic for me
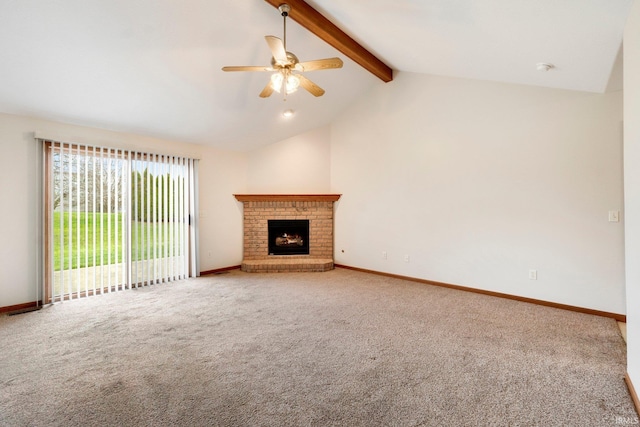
[41,139,199,304]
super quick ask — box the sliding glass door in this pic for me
[43,140,198,303]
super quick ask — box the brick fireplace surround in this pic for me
[234,194,341,273]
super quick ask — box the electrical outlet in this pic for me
[404,254,410,263]
[529,269,537,280]
[382,251,387,260]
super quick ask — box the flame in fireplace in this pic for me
[275,233,304,246]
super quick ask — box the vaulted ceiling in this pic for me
[0,0,632,151]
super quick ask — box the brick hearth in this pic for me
[234,194,341,273]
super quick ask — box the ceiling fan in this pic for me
[222,3,343,98]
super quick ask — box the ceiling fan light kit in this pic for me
[270,69,301,94]
[222,3,343,99]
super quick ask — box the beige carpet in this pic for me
[0,268,636,426]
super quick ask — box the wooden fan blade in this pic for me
[259,81,275,98]
[222,65,273,72]
[297,57,343,72]
[298,74,325,97]
[265,35,289,66]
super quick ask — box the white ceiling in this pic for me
[0,0,632,151]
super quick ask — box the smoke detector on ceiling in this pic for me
[536,63,555,72]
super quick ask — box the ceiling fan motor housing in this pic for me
[270,52,299,68]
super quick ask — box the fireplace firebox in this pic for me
[268,219,310,255]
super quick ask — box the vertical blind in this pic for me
[43,140,198,303]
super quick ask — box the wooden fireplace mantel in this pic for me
[234,194,341,202]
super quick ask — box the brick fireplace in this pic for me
[234,194,341,272]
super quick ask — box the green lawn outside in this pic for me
[53,212,184,271]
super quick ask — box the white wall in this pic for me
[624,0,640,392]
[246,126,331,193]
[331,72,625,314]
[0,113,246,308]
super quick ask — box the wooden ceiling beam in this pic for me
[264,0,393,82]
